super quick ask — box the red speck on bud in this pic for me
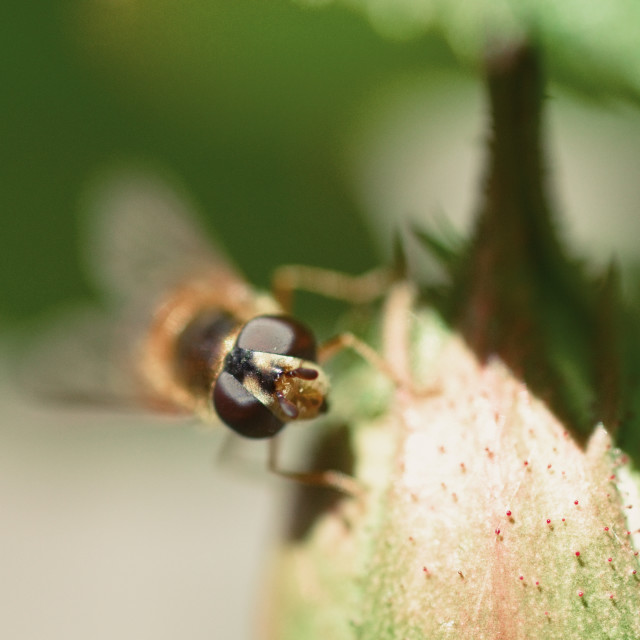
[547,464,552,469]
[535,581,540,586]
[632,570,637,575]
[626,531,631,535]
[609,594,615,600]
[578,591,584,598]
[574,500,579,505]
[575,551,581,557]
[506,510,512,517]
[519,575,524,581]
[546,519,551,524]
[610,475,616,481]
[604,527,609,532]
[608,558,613,563]
[634,552,639,557]
[544,611,549,616]
[524,460,529,466]
[495,529,501,535]
[562,518,566,522]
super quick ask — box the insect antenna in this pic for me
[275,392,300,419]
[285,367,319,381]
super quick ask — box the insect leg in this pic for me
[319,281,438,397]
[271,265,393,313]
[317,331,409,390]
[316,281,418,390]
[267,436,365,498]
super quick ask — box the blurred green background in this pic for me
[1,0,458,327]
[6,0,640,464]
[5,0,640,329]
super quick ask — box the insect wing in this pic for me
[20,170,251,413]
[17,305,148,410]
[81,169,247,311]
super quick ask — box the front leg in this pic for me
[271,265,393,313]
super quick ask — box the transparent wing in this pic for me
[19,168,249,414]
[81,168,244,309]
[17,305,145,410]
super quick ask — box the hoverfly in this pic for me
[25,170,391,491]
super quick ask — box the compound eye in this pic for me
[212,372,284,439]
[236,315,317,360]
